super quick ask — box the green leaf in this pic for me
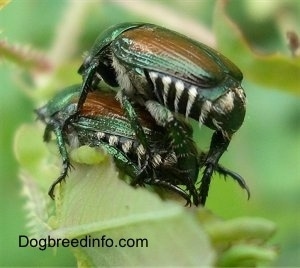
[213,0,300,95]
[203,217,276,245]
[15,123,215,266]
[217,244,278,267]
[50,159,215,266]
[15,122,278,266]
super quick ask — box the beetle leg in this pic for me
[145,100,200,205]
[213,165,250,199]
[48,158,71,199]
[198,131,230,205]
[165,119,199,206]
[88,139,141,181]
[77,62,99,112]
[198,151,250,200]
[147,178,192,206]
[48,120,72,199]
[117,91,152,179]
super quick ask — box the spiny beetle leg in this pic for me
[48,123,72,199]
[214,165,250,199]
[48,159,72,199]
[198,131,230,205]
[198,152,250,200]
[150,178,192,206]
[145,100,200,205]
[129,168,151,187]
[165,118,200,206]
[198,165,213,206]
[94,141,141,178]
[117,91,152,177]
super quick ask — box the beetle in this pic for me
[36,84,249,206]
[76,22,246,205]
[36,84,200,205]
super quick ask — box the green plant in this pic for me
[3,0,299,266]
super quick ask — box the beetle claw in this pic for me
[48,160,71,199]
[214,165,251,200]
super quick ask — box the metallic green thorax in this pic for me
[85,22,142,66]
[37,85,78,119]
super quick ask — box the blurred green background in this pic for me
[0,0,299,266]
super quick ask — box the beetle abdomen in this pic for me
[147,70,246,134]
[75,118,173,170]
[75,121,144,158]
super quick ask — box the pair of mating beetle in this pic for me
[37,22,249,206]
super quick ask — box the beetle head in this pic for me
[36,85,80,120]
[78,23,143,88]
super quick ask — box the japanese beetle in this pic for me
[36,85,200,205]
[77,22,246,205]
[36,85,249,206]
